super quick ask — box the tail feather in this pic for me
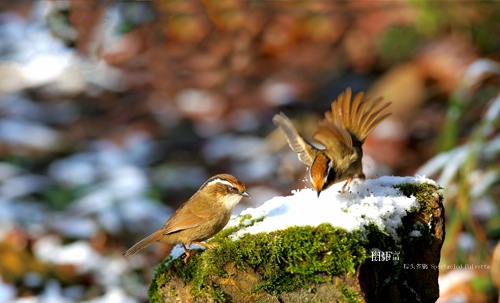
[123,230,163,258]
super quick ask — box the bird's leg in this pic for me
[193,241,216,249]
[181,243,191,264]
[182,242,216,263]
[341,177,353,193]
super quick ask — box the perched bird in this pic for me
[273,88,392,196]
[123,174,250,263]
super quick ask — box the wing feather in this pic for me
[329,88,392,144]
[161,196,214,235]
[273,112,319,166]
[319,112,353,150]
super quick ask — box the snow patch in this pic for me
[227,175,435,240]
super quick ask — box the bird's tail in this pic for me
[123,230,163,258]
[327,88,392,143]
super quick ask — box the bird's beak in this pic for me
[241,191,251,198]
[311,178,322,198]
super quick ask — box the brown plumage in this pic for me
[273,88,392,196]
[123,174,250,263]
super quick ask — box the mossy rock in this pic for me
[149,180,444,303]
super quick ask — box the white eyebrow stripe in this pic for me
[324,161,332,184]
[206,178,234,188]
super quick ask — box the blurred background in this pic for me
[0,0,499,302]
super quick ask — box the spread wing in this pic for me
[313,117,353,156]
[273,112,319,166]
[330,88,392,144]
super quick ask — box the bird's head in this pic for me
[200,174,251,209]
[310,153,336,197]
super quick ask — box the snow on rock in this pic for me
[172,175,437,258]
[228,175,436,240]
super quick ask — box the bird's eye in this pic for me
[229,187,236,192]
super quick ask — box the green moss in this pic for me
[393,181,443,215]
[394,181,441,202]
[148,214,268,301]
[339,282,362,303]
[148,256,173,302]
[149,222,368,302]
